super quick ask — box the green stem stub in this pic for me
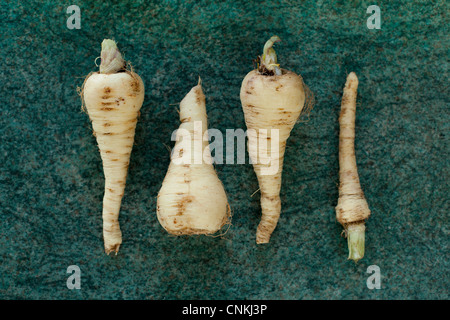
[259,35,282,76]
[346,223,365,263]
[99,39,125,74]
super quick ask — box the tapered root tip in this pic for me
[347,72,357,81]
[256,226,271,244]
[256,235,270,244]
[346,223,365,263]
[345,72,359,89]
[105,243,121,256]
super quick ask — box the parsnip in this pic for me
[335,72,371,262]
[157,80,230,235]
[240,36,311,244]
[82,39,145,254]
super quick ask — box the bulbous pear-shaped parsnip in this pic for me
[157,81,230,235]
[82,39,145,255]
[240,36,308,244]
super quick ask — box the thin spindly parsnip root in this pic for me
[335,72,371,262]
[157,79,230,235]
[240,36,312,244]
[82,39,145,254]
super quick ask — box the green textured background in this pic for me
[1,0,448,299]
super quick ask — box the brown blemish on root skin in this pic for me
[104,87,111,94]
[176,195,194,215]
[195,88,205,104]
[130,78,140,93]
[275,120,294,126]
[165,227,216,236]
[263,195,277,201]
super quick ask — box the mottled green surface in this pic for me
[1,0,448,299]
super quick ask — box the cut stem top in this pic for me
[259,36,282,76]
[99,39,125,74]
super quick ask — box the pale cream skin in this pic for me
[240,36,306,244]
[83,40,144,254]
[157,82,230,235]
[335,72,371,262]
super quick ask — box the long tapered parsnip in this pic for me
[82,39,144,254]
[335,72,371,262]
[240,36,311,244]
[157,80,230,235]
